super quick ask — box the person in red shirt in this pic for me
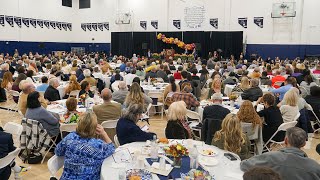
[271,70,286,88]
[313,65,320,74]
[174,66,183,80]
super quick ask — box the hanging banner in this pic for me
[62,23,67,31]
[140,21,147,30]
[98,23,103,31]
[50,21,56,29]
[81,23,86,31]
[87,23,92,31]
[254,17,264,28]
[184,6,205,28]
[44,20,50,28]
[0,15,4,26]
[238,18,247,28]
[22,18,29,27]
[67,23,72,31]
[37,19,43,28]
[103,22,109,30]
[173,20,181,29]
[5,16,14,27]
[30,18,37,28]
[210,18,218,29]
[57,22,62,30]
[92,23,98,31]
[14,17,22,28]
[151,20,158,29]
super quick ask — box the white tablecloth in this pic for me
[100,140,243,180]
[35,82,67,99]
[141,84,167,94]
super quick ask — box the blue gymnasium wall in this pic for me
[0,41,110,55]
[246,44,320,60]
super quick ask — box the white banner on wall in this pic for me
[14,17,22,28]
[0,15,4,26]
[151,20,158,29]
[184,6,205,28]
[140,21,147,30]
[173,20,181,29]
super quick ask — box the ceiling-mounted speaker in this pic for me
[62,0,72,7]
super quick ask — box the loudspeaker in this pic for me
[62,0,72,7]
[79,0,90,9]
[142,43,148,50]
[195,43,201,51]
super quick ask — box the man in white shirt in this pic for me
[124,69,137,86]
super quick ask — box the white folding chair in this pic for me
[241,123,262,155]
[69,90,80,99]
[101,120,118,129]
[0,148,21,169]
[111,81,121,92]
[306,104,320,133]
[299,86,308,98]
[185,110,202,140]
[114,135,120,148]
[60,123,77,139]
[263,121,298,152]
[47,155,65,179]
[148,92,164,120]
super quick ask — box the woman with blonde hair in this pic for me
[124,82,152,108]
[208,78,223,99]
[237,100,262,127]
[232,76,250,93]
[280,88,299,123]
[165,101,192,139]
[64,74,81,98]
[212,113,251,160]
[61,61,71,74]
[55,112,115,180]
[1,71,13,90]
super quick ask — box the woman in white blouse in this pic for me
[280,89,299,123]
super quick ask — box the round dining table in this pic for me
[100,140,243,180]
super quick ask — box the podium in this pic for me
[165,49,175,60]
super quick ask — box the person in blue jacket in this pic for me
[116,103,156,145]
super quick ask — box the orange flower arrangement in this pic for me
[164,143,189,157]
[157,33,195,50]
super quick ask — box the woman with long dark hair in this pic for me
[163,76,180,107]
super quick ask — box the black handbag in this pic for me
[26,153,43,164]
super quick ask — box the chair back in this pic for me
[241,122,259,140]
[0,148,21,169]
[9,90,20,98]
[101,120,118,129]
[111,81,120,91]
[299,86,308,98]
[201,118,222,145]
[4,122,23,136]
[145,103,152,116]
[47,155,65,177]
[186,110,201,122]
[60,123,77,138]
[114,135,120,147]
[69,90,80,99]
[278,121,298,131]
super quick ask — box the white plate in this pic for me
[198,148,218,157]
[198,157,219,166]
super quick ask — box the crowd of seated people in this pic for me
[1,50,320,179]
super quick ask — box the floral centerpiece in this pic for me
[229,93,238,101]
[164,143,189,168]
[79,93,88,106]
[63,112,80,124]
[181,54,188,61]
[152,53,160,60]
[174,54,181,60]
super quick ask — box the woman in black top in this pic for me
[79,81,94,98]
[256,93,284,143]
[165,101,192,139]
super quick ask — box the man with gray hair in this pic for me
[241,127,320,179]
[81,69,97,87]
[44,78,61,101]
[18,81,47,115]
[241,78,263,102]
[93,88,121,124]
[112,81,129,104]
[0,63,9,78]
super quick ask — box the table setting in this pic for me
[100,139,243,180]
[141,82,168,94]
